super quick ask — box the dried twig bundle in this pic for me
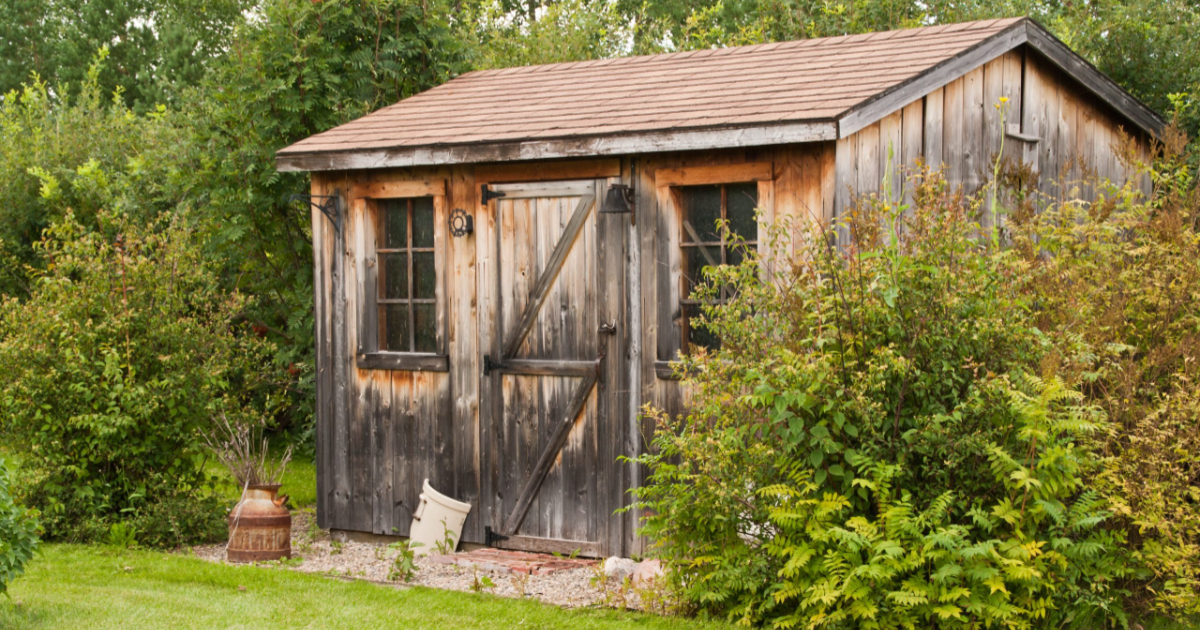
[205,410,293,487]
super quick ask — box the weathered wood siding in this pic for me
[310,145,837,555]
[835,46,1152,222]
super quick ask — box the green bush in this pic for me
[0,213,274,543]
[1005,127,1200,618]
[0,458,40,596]
[635,169,1145,627]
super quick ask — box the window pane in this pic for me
[726,183,759,242]
[412,251,436,299]
[414,303,437,353]
[384,200,408,249]
[683,245,719,298]
[381,304,411,352]
[412,197,435,248]
[683,304,720,352]
[680,185,722,243]
[381,253,408,299]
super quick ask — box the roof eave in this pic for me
[275,120,838,172]
[835,18,1166,139]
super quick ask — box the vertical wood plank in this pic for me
[311,174,334,529]
[633,156,658,556]
[923,87,945,172]
[962,67,985,200]
[900,99,924,208]
[942,78,965,192]
[854,122,881,199]
[820,141,836,227]
[655,185,681,364]
[449,166,482,543]
[833,135,853,244]
[1041,59,1063,200]
[982,57,1006,229]
[1020,50,1045,182]
[878,112,903,207]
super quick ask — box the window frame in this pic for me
[354,179,449,372]
[653,162,774,378]
[677,182,761,354]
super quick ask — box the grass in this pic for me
[0,545,724,630]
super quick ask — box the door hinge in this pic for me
[480,184,506,205]
[483,354,506,376]
[485,526,510,546]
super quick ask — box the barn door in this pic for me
[482,179,606,555]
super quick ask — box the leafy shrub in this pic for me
[1006,127,1200,618]
[635,169,1144,627]
[0,213,275,543]
[0,458,40,596]
[127,492,228,549]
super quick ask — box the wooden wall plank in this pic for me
[833,136,853,244]
[879,112,903,206]
[311,174,335,529]
[900,99,924,208]
[1041,58,1063,200]
[923,88,945,172]
[360,179,445,199]
[449,165,482,543]
[982,56,1006,229]
[942,78,965,192]
[854,122,881,199]
[1020,49,1045,184]
[476,158,621,183]
[962,67,985,199]
[654,162,773,187]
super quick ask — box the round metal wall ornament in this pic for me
[449,208,474,237]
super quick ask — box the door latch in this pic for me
[598,321,617,336]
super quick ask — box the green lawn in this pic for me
[0,545,724,630]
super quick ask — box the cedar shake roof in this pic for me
[277,17,1163,172]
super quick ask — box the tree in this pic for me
[0,0,254,112]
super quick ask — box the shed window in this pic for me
[377,197,437,353]
[679,182,758,352]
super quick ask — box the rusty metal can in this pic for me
[226,484,291,563]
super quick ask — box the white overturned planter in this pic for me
[409,478,471,555]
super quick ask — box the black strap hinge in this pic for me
[483,354,505,376]
[485,526,509,546]
[481,184,506,205]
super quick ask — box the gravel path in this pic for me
[187,510,647,610]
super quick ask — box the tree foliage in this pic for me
[0,0,254,112]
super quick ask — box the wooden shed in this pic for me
[276,17,1164,557]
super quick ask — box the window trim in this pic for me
[653,162,774,377]
[353,179,450,372]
